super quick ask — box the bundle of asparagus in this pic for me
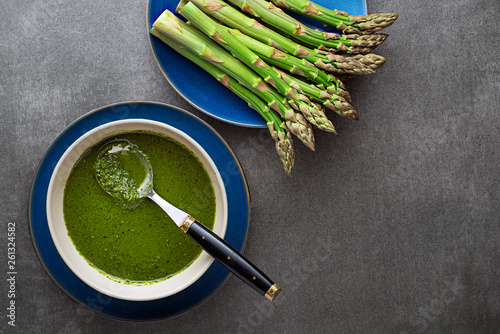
[150,0,397,175]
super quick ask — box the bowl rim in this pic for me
[46,118,229,301]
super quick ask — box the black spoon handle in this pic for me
[180,217,280,301]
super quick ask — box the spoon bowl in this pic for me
[95,139,154,201]
[95,140,192,227]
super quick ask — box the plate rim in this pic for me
[28,101,252,322]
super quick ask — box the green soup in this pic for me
[63,131,216,283]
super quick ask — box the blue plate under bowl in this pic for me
[29,102,251,321]
[147,0,367,128]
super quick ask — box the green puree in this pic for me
[93,141,147,206]
[63,131,216,283]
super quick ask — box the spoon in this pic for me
[94,140,281,301]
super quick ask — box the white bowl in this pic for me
[46,119,228,301]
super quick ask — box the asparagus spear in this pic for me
[152,9,315,150]
[347,53,386,70]
[180,3,300,103]
[315,76,351,103]
[271,0,398,34]
[253,50,353,102]
[151,27,295,174]
[272,67,358,120]
[153,29,296,174]
[315,49,386,71]
[178,0,375,73]
[229,28,371,78]
[224,28,356,106]
[179,2,336,133]
[227,0,388,53]
[329,53,388,81]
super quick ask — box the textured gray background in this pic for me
[1,0,499,333]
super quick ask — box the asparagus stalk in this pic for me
[271,0,398,34]
[329,54,388,81]
[229,28,371,78]
[179,0,375,75]
[273,68,358,120]
[228,29,358,103]
[181,3,300,104]
[347,53,386,70]
[315,76,351,103]
[222,79,295,175]
[256,53,352,102]
[224,0,387,53]
[315,50,386,71]
[178,0,352,101]
[179,2,336,133]
[152,9,315,150]
[151,27,295,174]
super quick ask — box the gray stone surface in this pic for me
[1,0,499,333]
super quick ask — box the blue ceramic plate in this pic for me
[29,102,251,321]
[147,0,367,128]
